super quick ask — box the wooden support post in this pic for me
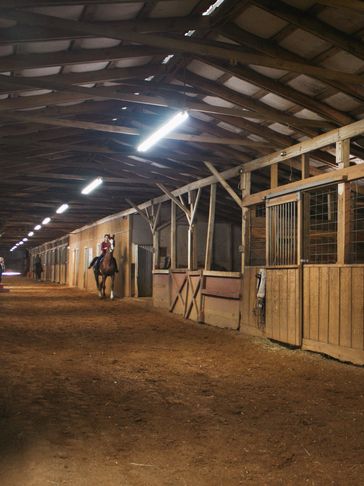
[271,163,278,188]
[204,183,216,270]
[157,184,201,271]
[241,172,251,273]
[301,154,310,179]
[153,230,159,270]
[170,201,176,270]
[126,197,161,269]
[337,139,351,264]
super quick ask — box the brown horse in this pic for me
[93,235,117,299]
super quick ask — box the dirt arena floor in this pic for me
[0,277,363,486]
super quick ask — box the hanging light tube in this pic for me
[81,177,103,195]
[56,203,69,214]
[42,217,51,225]
[137,111,189,152]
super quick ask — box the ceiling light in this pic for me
[56,203,69,214]
[121,107,127,110]
[81,177,103,195]
[185,30,196,37]
[145,75,155,81]
[19,241,24,245]
[162,54,174,64]
[202,0,225,16]
[42,217,51,225]
[34,224,42,231]
[137,111,189,152]
[112,117,117,121]
[28,231,34,237]
[23,237,28,242]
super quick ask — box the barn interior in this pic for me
[0,1,364,484]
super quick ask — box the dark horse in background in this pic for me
[92,235,117,299]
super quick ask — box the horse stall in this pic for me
[151,130,364,366]
[29,236,69,284]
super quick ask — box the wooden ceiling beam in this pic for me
[177,70,334,130]
[220,23,364,102]
[0,16,210,44]
[0,45,165,71]
[252,0,364,61]
[5,111,279,147]
[3,0,172,5]
[2,9,364,85]
[200,58,353,126]
[0,77,257,119]
[317,0,364,13]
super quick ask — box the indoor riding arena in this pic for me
[1,1,364,485]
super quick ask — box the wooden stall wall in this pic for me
[153,271,170,309]
[201,273,241,329]
[29,236,68,283]
[303,265,364,365]
[155,270,242,330]
[240,266,264,337]
[68,216,131,297]
[265,268,301,346]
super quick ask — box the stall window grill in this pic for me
[351,181,364,263]
[267,201,297,266]
[305,185,337,263]
[249,203,266,266]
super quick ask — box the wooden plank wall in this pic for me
[202,275,241,329]
[303,265,364,365]
[265,268,301,346]
[152,272,170,309]
[240,266,264,336]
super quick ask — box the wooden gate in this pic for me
[265,194,302,346]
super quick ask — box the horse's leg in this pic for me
[94,270,102,297]
[102,275,106,298]
[110,274,115,300]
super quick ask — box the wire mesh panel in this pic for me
[267,200,297,266]
[350,180,364,263]
[304,185,338,264]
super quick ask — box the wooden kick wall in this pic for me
[265,268,301,346]
[303,265,364,365]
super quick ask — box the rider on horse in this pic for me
[89,234,118,272]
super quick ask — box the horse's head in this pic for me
[109,234,115,252]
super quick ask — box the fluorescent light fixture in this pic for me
[34,224,42,231]
[42,217,51,225]
[121,106,127,110]
[56,203,69,214]
[3,271,21,276]
[185,30,196,37]
[137,111,189,152]
[81,177,103,195]
[202,0,225,16]
[162,54,174,64]
[144,75,155,81]
[22,237,28,242]
[112,117,117,121]
[19,241,24,245]
[28,231,34,237]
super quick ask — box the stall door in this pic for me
[137,245,153,297]
[265,194,302,346]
